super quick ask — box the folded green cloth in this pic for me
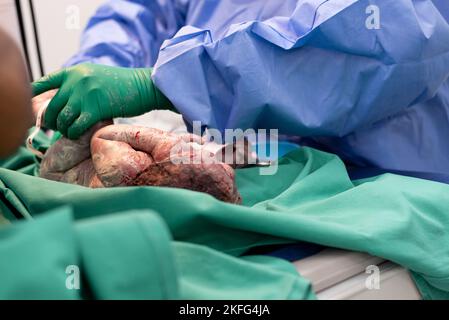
[1,135,449,299]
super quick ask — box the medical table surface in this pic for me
[295,248,421,300]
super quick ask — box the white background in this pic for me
[33,0,104,73]
[0,0,24,50]
[0,0,104,75]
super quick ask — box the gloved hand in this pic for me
[32,63,175,139]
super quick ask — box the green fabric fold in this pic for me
[0,208,79,300]
[1,135,449,299]
[75,211,179,300]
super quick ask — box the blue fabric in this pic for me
[66,0,185,67]
[67,0,449,179]
[245,243,324,262]
[348,166,449,185]
[266,244,323,262]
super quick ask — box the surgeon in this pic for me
[32,0,449,180]
[0,29,33,158]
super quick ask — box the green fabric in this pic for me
[174,243,310,299]
[411,273,449,300]
[0,207,80,300]
[75,211,179,299]
[31,64,174,139]
[0,207,311,300]
[1,137,449,299]
[0,128,49,176]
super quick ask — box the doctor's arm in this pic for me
[31,0,184,139]
[153,0,449,137]
[66,0,183,68]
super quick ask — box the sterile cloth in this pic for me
[1,132,449,299]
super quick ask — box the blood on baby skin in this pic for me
[40,123,242,204]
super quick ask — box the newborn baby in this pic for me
[40,122,242,204]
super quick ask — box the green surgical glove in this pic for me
[32,63,175,139]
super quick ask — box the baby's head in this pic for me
[0,28,32,157]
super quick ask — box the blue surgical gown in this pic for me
[66,0,449,178]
